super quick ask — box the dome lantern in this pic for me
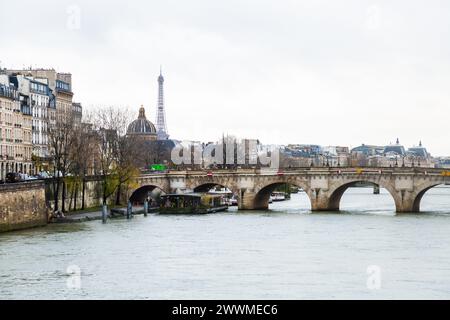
[138,105,146,119]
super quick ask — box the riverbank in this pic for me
[0,179,150,232]
[50,205,152,223]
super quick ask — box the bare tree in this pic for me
[92,106,139,206]
[69,113,98,210]
[47,108,76,212]
[114,134,141,205]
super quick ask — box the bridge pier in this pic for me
[393,191,417,213]
[238,190,269,210]
[309,189,337,212]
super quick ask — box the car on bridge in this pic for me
[5,172,24,183]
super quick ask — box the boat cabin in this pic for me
[159,193,228,214]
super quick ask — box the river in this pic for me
[1,187,450,299]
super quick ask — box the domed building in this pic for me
[127,106,157,141]
[383,138,406,156]
[407,141,429,158]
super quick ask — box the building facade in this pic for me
[55,74,74,122]
[5,68,82,172]
[0,75,33,180]
[72,102,83,124]
[351,139,434,168]
[30,78,51,159]
[3,68,81,176]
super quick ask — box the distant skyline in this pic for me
[1,0,449,155]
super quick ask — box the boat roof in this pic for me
[161,193,223,198]
[162,193,201,198]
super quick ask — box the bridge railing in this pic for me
[136,167,449,177]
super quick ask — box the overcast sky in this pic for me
[1,0,449,155]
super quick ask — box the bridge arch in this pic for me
[412,183,449,213]
[253,180,312,210]
[193,183,231,193]
[188,176,240,195]
[129,184,168,205]
[327,180,398,213]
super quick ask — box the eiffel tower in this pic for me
[156,66,169,140]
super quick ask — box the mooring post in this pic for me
[144,200,148,217]
[102,204,108,223]
[373,184,380,195]
[127,201,132,219]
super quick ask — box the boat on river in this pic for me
[229,195,238,206]
[271,191,286,202]
[159,193,228,214]
[208,187,238,206]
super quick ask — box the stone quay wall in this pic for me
[0,181,49,233]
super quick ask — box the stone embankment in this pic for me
[0,181,49,233]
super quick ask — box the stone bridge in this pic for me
[129,167,450,213]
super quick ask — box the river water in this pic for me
[1,187,450,299]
